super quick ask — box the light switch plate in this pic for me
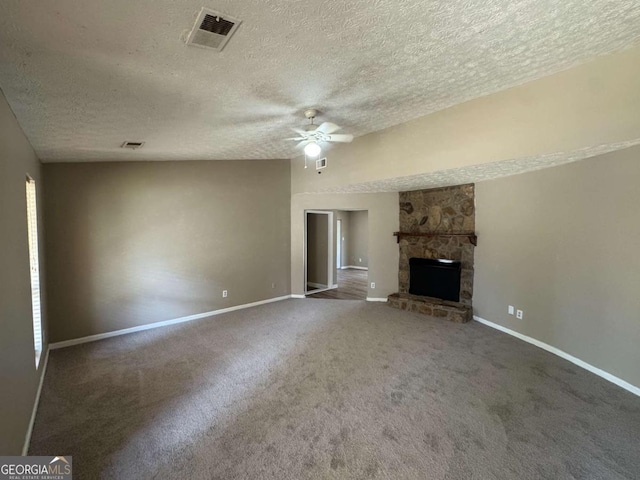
[508,305,515,315]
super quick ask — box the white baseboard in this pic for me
[473,315,640,397]
[291,294,306,299]
[22,347,50,455]
[367,297,388,302]
[307,282,333,289]
[342,266,368,271]
[49,295,292,350]
[306,284,338,295]
[306,287,333,296]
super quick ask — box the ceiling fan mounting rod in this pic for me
[304,108,318,122]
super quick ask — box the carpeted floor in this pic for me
[30,299,640,479]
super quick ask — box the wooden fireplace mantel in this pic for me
[393,231,478,246]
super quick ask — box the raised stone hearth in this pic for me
[387,293,472,323]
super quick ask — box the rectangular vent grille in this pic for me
[121,141,145,150]
[187,8,241,52]
[200,14,234,36]
[316,158,327,170]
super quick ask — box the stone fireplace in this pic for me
[388,184,475,323]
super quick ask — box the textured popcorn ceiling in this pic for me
[0,0,639,163]
[314,139,640,194]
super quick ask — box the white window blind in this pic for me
[26,176,43,368]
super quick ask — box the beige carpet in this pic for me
[30,299,640,479]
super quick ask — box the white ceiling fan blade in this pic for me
[316,122,341,135]
[327,133,353,143]
[295,140,311,149]
[285,137,307,141]
[292,128,309,137]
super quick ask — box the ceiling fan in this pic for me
[288,108,353,158]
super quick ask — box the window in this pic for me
[26,176,43,367]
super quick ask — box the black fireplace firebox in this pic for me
[409,258,461,302]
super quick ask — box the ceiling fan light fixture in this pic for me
[304,142,321,157]
[289,108,352,158]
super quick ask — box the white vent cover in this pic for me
[316,157,327,170]
[186,8,241,52]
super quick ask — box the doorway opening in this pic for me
[305,209,368,300]
[305,211,334,295]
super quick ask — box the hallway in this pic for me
[306,268,367,300]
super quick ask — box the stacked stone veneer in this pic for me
[387,293,471,323]
[389,184,475,322]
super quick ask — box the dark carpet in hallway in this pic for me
[30,299,640,479]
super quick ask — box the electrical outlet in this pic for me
[516,309,523,320]
[508,305,515,315]
[370,282,375,289]
[359,258,362,262]
[222,290,228,298]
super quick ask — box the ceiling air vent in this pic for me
[186,8,241,52]
[121,141,145,150]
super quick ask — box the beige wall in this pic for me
[306,212,329,287]
[0,90,48,454]
[330,209,367,280]
[292,46,640,194]
[43,160,291,343]
[292,193,398,299]
[347,210,368,268]
[474,146,640,388]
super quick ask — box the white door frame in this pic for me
[304,210,334,294]
[336,219,342,269]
